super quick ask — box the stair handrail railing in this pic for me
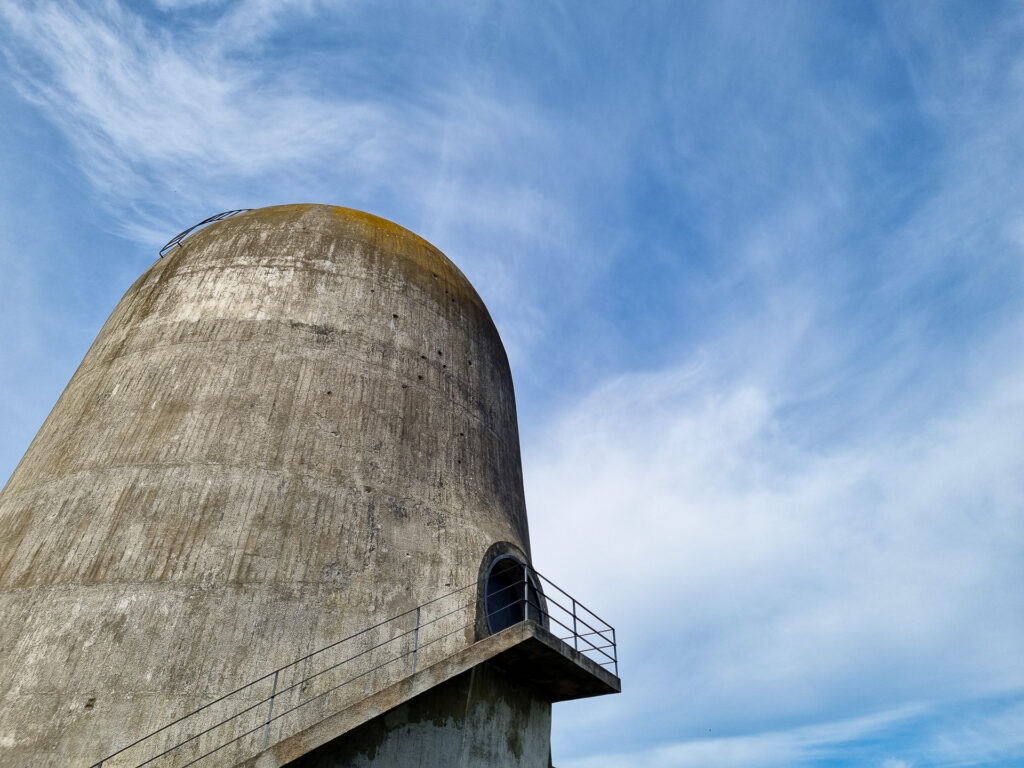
[88,566,617,768]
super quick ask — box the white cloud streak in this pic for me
[526,12,1024,758]
[529,316,1024,760]
[558,705,919,768]
[4,2,1024,765]
[1,2,394,222]
[0,0,607,371]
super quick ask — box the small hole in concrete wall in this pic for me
[442,364,447,369]
[402,384,408,389]
[326,390,332,395]
[437,350,443,356]
[417,375,424,380]
[468,360,473,366]
[420,355,427,360]
[392,314,399,319]
[84,697,96,710]
[459,432,465,437]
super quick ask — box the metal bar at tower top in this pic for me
[158,210,252,257]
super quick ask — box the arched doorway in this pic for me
[484,555,545,634]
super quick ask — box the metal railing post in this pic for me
[572,597,578,651]
[262,670,278,749]
[85,573,615,768]
[411,606,421,673]
[612,628,618,677]
[523,565,531,622]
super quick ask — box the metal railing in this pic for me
[526,568,618,677]
[158,210,252,257]
[87,565,616,768]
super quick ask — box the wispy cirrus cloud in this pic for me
[1,2,405,226]
[0,0,612,370]
[558,704,921,768]
[3,2,1024,767]
[528,6,1024,764]
[532,309,1024,765]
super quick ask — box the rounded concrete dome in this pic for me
[0,204,531,765]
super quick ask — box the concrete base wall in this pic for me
[286,662,551,768]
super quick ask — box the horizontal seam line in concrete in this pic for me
[64,346,509,449]
[76,313,485,384]
[0,458,514,505]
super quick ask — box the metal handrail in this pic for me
[90,579,484,768]
[90,578,483,767]
[526,596,616,665]
[158,210,252,257]
[529,588,615,651]
[531,566,615,629]
[88,565,616,768]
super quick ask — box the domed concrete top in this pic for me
[189,204,491,310]
[0,203,532,765]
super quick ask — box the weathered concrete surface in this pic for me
[0,205,532,767]
[285,663,551,768]
[239,621,619,768]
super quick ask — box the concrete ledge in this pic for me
[489,622,620,703]
[240,621,620,767]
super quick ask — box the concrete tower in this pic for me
[0,205,618,768]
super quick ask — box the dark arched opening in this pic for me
[484,555,545,634]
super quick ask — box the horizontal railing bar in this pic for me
[180,618,479,768]
[267,610,493,730]
[92,579,481,765]
[138,628,426,766]
[269,601,471,702]
[529,567,615,630]
[143,595,527,766]
[526,599,616,664]
[572,629,613,639]
[144,602,478,765]
[277,578,477,671]
[526,597,614,658]
[527,588,614,647]
[547,607,614,651]
[89,568,616,768]
[544,619,615,664]
[525,586,609,637]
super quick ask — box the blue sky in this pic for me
[2,2,1024,766]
